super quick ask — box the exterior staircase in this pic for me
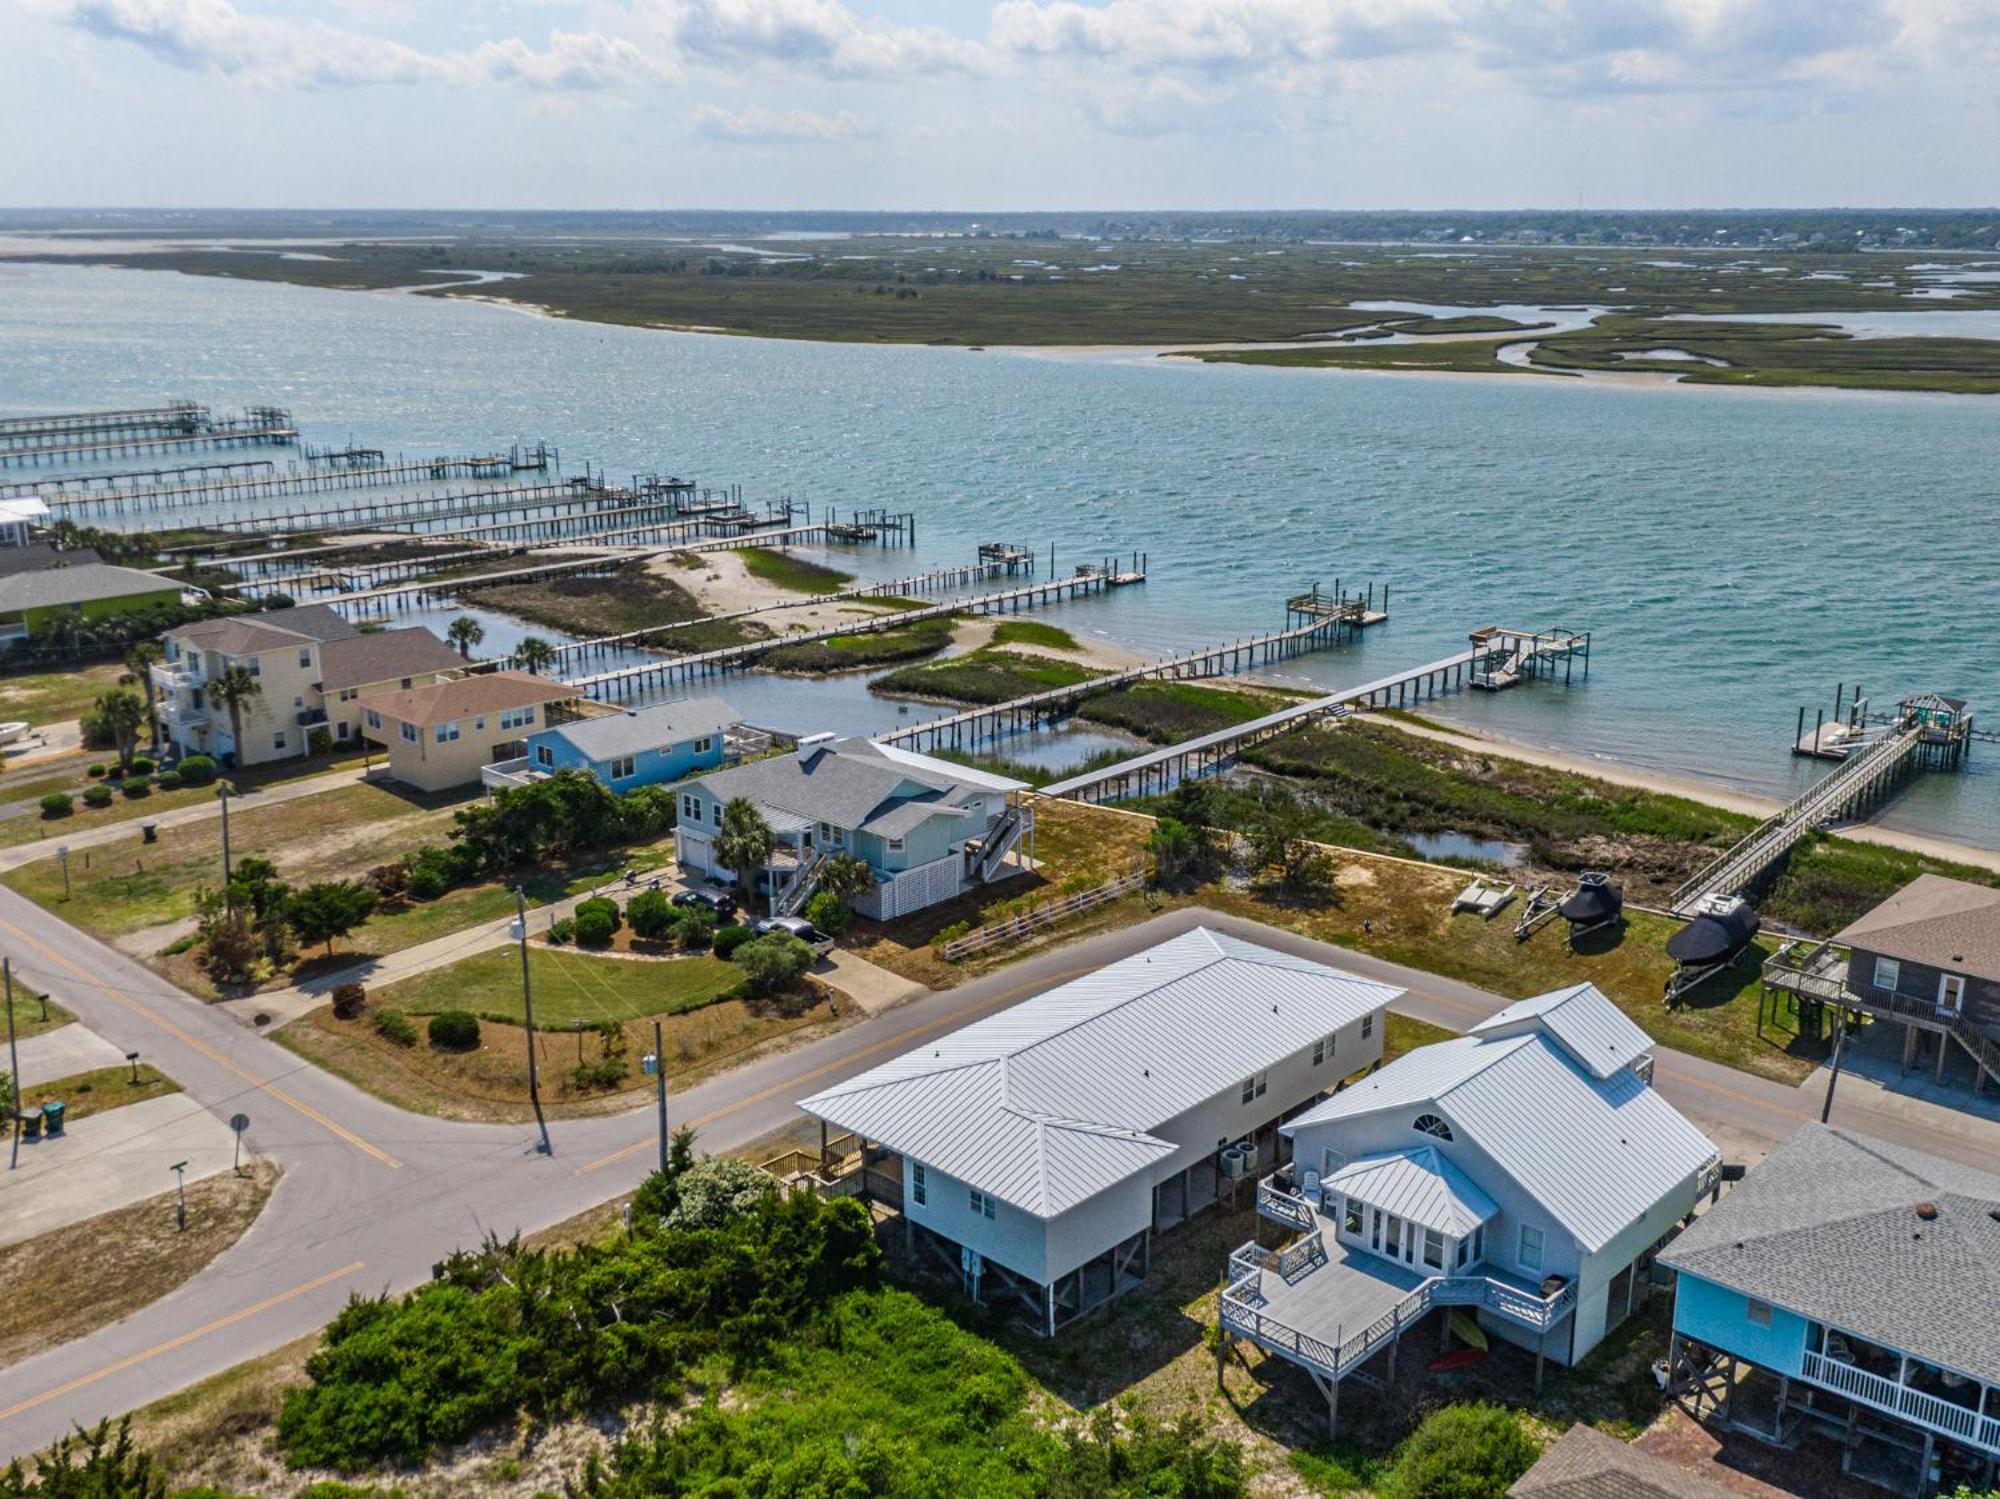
[974,803,1030,882]
[773,846,828,917]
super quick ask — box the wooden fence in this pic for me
[938,866,1149,961]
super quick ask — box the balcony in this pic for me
[481,756,547,793]
[295,707,328,729]
[1802,1351,2000,1455]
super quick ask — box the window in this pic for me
[682,793,700,823]
[339,688,356,702]
[435,720,460,743]
[1455,1237,1470,1268]
[969,1188,996,1220]
[535,745,554,767]
[474,716,485,731]
[246,658,261,677]
[1874,956,1901,993]
[1517,1224,1545,1274]
[365,709,382,730]
[1746,1298,1773,1328]
[693,736,713,753]
[400,722,418,743]
[1361,1013,1374,1039]
[498,706,537,731]
[912,1163,927,1206]
[1422,1228,1444,1270]
[273,732,286,751]
[336,722,350,741]
[887,836,904,852]
[1343,1197,1363,1235]
[610,755,635,780]
[1313,1031,1338,1067]
[298,648,312,669]
[1412,1113,1454,1142]
[1240,1070,1268,1105]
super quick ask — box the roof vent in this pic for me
[1914,1201,1939,1220]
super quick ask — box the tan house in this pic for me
[320,627,468,746]
[359,672,586,793]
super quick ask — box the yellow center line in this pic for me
[0,1261,365,1425]
[0,911,400,1168]
[574,960,1102,1175]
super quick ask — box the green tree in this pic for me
[1147,816,1202,890]
[816,851,874,908]
[123,640,163,752]
[445,616,485,660]
[1386,1403,1539,1499]
[93,689,147,770]
[0,1418,169,1498]
[513,636,558,675]
[735,932,815,994]
[282,881,380,958]
[208,664,261,767]
[713,797,774,904]
[625,887,677,941]
[803,889,850,936]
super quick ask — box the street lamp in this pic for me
[56,846,70,902]
[216,782,234,892]
[170,1160,189,1231]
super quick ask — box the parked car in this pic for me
[673,888,737,919]
[751,916,835,957]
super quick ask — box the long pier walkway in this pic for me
[206,477,646,537]
[2,457,278,500]
[565,565,1145,703]
[0,401,206,439]
[0,408,296,468]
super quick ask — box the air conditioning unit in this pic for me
[1219,1146,1249,1180]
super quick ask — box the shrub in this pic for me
[156,769,183,791]
[1386,1403,1539,1499]
[406,865,450,902]
[548,917,576,945]
[930,919,972,951]
[127,755,154,776]
[177,754,217,785]
[712,923,753,960]
[38,792,72,818]
[366,862,410,899]
[570,1057,626,1090]
[676,909,716,951]
[330,982,367,1020]
[86,763,106,779]
[427,1010,481,1051]
[574,895,622,934]
[802,889,849,936]
[734,933,816,994]
[573,908,616,947]
[638,1155,775,1230]
[81,784,113,808]
[121,777,152,799]
[373,1008,417,1047]
[308,727,333,757]
[625,888,677,941]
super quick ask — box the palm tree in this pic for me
[208,665,262,768]
[514,636,558,675]
[446,616,485,660]
[124,640,163,751]
[818,851,874,908]
[94,689,147,771]
[713,797,775,904]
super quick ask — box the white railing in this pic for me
[975,803,1029,883]
[1256,1179,1317,1233]
[936,865,1147,961]
[774,844,828,917]
[480,756,539,792]
[1803,1352,2000,1453]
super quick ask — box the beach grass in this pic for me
[759,616,954,672]
[736,546,855,596]
[989,620,1079,651]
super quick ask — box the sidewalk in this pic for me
[0,764,370,875]
[2,1093,238,1249]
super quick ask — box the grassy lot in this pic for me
[476,560,709,637]
[0,661,128,727]
[989,619,1078,651]
[759,615,954,672]
[22,1062,177,1122]
[736,545,854,595]
[278,954,846,1122]
[5,992,71,1040]
[0,779,470,940]
[1080,681,1295,745]
[874,647,1105,703]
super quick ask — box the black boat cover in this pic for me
[1667,903,1761,965]
[1559,874,1623,926]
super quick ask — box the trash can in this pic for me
[141,821,159,844]
[40,1100,65,1136]
[17,1111,40,1142]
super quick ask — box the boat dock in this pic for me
[1465,626,1591,690]
[878,581,1383,755]
[0,406,297,468]
[1039,629,1589,804]
[204,476,644,537]
[0,401,208,443]
[1,456,280,499]
[563,561,1145,702]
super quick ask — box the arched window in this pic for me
[1413,1113,1454,1141]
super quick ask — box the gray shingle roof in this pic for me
[167,603,359,657]
[0,544,101,577]
[1509,1424,1740,1499]
[1832,874,2000,982]
[1660,1124,2000,1384]
[0,563,178,613]
[318,627,465,692]
[540,695,738,761]
[693,736,987,838]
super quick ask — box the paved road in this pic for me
[0,899,1994,1461]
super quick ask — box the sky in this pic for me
[4,0,1999,210]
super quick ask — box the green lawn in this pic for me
[989,620,1078,651]
[0,663,129,728]
[736,546,854,596]
[4,993,70,1041]
[0,753,373,850]
[369,947,744,1026]
[21,1063,177,1122]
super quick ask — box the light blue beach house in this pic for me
[482,695,741,794]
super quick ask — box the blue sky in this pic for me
[6,0,1998,209]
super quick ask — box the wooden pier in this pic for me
[0,401,207,442]
[321,547,646,616]
[1,457,277,500]
[0,407,296,468]
[39,443,558,520]
[204,476,645,537]
[563,562,1145,702]
[879,581,1382,755]
[1040,628,1589,804]
[1465,626,1590,690]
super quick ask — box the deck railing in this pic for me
[1256,1179,1317,1233]
[1803,1351,2000,1453]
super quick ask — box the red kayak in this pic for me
[1427,1348,1489,1374]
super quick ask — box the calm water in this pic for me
[3,261,1997,846]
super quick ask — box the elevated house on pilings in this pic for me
[1660,1125,2000,1496]
[796,928,1399,1335]
[1224,984,1719,1436]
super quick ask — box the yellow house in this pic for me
[358,672,585,794]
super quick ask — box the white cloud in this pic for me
[654,0,987,78]
[689,101,875,140]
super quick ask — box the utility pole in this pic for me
[514,888,550,1156]
[217,782,234,892]
[653,1018,668,1174]
[170,1160,188,1230]
[5,960,19,1171]
[1821,1007,1849,1124]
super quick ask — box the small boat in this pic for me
[1452,879,1516,919]
[0,722,28,747]
[1559,871,1624,942]
[1428,1347,1489,1374]
[1450,1311,1489,1351]
[1667,893,1761,967]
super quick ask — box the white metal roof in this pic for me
[800,927,1402,1219]
[1286,987,1717,1253]
[1323,1147,1498,1237]
[866,739,1027,794]
[1469,982,1653,1080]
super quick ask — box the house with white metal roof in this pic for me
[1225,982,1719,1434]
[798,927,1401,1333]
